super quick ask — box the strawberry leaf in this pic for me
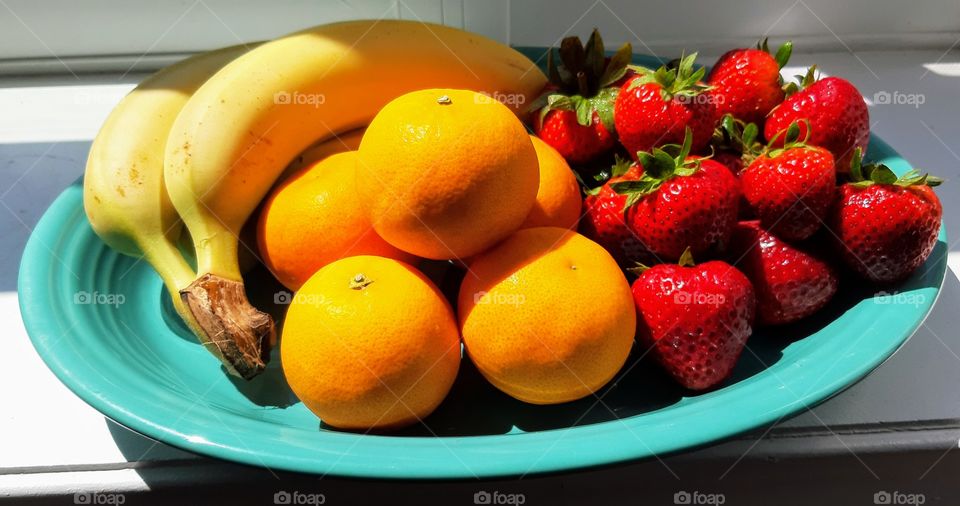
[612,178,663,199]
[559,36,586,76]
[784,121,801,144]
[584,29,605,83]
[849,147,864,181]
[678,247,695,267]
[758,38,770,53]
[600,43,633,87]
[742,122,759,149]
[610,154,634,178]
[573,96,593,126]
[624,190,646,210]
[583,184,604,196]
[774,41,793,69]
[635,149,673,180]
[868,164,898,185]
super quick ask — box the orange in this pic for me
[521,135,582,229]
[458,227,635,404]
[257,151,412,290]
[357,88,539,260]
[281,126,366,180]
[281,255,461,430]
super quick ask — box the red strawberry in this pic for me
[530,29,633,164]
[614,53,717,157]
[611,130,740,263]
[740,122,836,242]
[729,221,838,325]
[580,160,647,264]
[536,110,614,164]
[829,150,942,284]
[707,39,792,126]
[765,69,869,173]
[631,249,755,390]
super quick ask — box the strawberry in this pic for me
[611,130,740,263]
[729,221,838,325]
[765,68,869,173]
[631,249,755,390]
[614,53,717,157]
[529,29,633,164]
[707,39,792,127]
[740,121,836,242]
[580,159,647,264]
[536,110,614,164]
[829,150,943,284]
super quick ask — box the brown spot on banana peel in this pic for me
[179,273,274,379]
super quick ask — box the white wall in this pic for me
[0,0,958,74]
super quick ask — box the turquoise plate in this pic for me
[19,51,948,479]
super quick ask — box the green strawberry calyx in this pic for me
[583,155,636,196]
[610,128,701,209]
[626,247,696,275]
[847,147,944,188]
[528,28,633,132]
[710,113,763,165]
[626,52,711,102]
[782,65,817,97]
[763,120,817,158]
[758,38,793,71]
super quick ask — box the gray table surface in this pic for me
[2,48,960,505]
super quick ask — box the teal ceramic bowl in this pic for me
[19,51,948,479]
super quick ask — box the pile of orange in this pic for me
[261,89,635,430]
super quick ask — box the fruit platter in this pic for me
[19,20,947,478]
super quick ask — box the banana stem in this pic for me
[141,235,273,379]
[179,273,273,379]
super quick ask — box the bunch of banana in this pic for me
[84,44,266,378]
[86,19,546,379]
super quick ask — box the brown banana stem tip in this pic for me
[180,273,274,379]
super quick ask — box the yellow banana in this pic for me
[164,20,546,361]
[83,44,265,378]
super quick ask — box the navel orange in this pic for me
[281,255,461,430]
[357,88,539,260]
[458,227,635,404]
